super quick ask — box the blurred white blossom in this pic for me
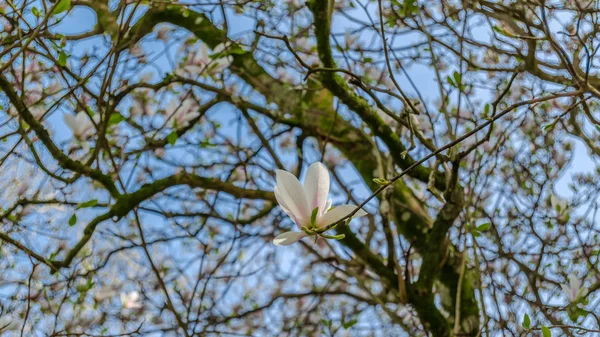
[561,274,584,303]
[165,98,199,128]
[0,315,18,332]
[120,291,143,309]
[63,111,98,139]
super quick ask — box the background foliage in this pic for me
[0,0,599,336]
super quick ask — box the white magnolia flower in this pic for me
[212,42,231,55]
[561,274,584,303]
[181,43,233,76]
[210,42,234,73]
[273,162,367,246]
[63,111,98,139]
[550,195,568,212]
[30,106,46,119]
[156,25,171,41]
[0,315,18,332]
[211,55,233,74]
[165,98,199,128]
[188,44,211,68]
[120,291,143,309]
[345,31,358,47]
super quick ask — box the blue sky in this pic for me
[1,1,596,335]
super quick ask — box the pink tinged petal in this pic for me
[63,114,77,132]
[570,274,581,290]
[568,275,582,301]
[184,65,204,74]
[273,231,308,246]
[304,162,330,216]
[165,99,178,115]
[275,170,310,225]
[562,275,582,302]
[561,284,576,302]
[316,204,367,228]
[199,44,210,62]
[30,106,45,119]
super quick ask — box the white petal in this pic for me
[30,106,45,119]
[275,170,310,225]
[273,231,307,246]
[165,99,178,115]
[75,111,88,125]
[181,98,195,112]
[304,162,330,216]
[570,274,581,289]
[8,105,17,116]
[199,44,210,61]
[63,114,77,132]
[0,316,18,331]
[213,42,229,54]
[183,65,204,74]
[274,186,293,216]
[324,199,332,212]
[317,204,367,228]
[212,58,231,73]
[184,112,200,124]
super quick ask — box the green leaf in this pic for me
[483,103,490,118]
[52,0,71,15]
[108,113,125,126]
[567,306,581,322]
[209,46,247,59]
[58,51,68,67]
[167,131,178,146]
[68,214,77,226]
[446,75,455,87]
[477,223,491,232]
[541,326,551,337]
[342,319,358,329]
[226,46,248,55]
[76,200,98,209]
[452,71,461,86]
[310,207,319,227]
[542,122,555,133]
[492,25,508,35]
[372,178,390,186]
[32,7,40,17]
[522,313,530,329]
